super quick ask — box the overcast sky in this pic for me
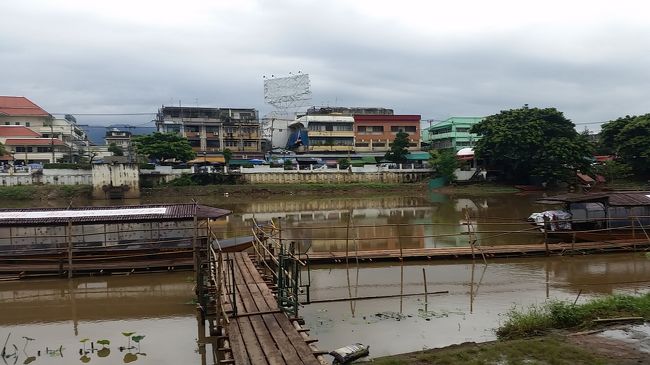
[2,0,650,130]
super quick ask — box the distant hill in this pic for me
[82,124,156,145]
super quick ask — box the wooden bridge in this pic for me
[195,222,325,365]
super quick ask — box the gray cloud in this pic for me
[1,0,650,130]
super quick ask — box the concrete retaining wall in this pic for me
[92,164,140,199]
[242,171,429,184]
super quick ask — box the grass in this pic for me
[496,293,650,340]
[370,336,607,365]
[0,184,92,200]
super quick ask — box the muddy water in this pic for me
[0,273,198,364]
[2,192,650,362]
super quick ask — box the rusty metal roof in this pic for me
[537,192,650,206]
[0,203,230,226]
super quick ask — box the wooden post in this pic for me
[632,218,636,240]
[422,268,428,312]
[571,232,576,256]
[465,207,475,260]
[67,220,73,279]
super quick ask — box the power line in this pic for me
[51,112,157,116]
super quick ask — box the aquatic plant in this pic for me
[496,293,650,339]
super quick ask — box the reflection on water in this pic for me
[5,192,650,361]
[302,253,650,357]
[0,273,197,365]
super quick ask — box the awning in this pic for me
[405,152,431,161]
[188,155,226,164]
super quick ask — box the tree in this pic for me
[599,115,635,155]
[613,114,650,177]
[108,142,124,156]
[429,149,458,183]
[222,148,233,165]
[132,132,196,162]
[384,131,410,163]
[0,141,6,157]
[471,106,592,184]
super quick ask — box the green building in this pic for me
[427,116,483,151]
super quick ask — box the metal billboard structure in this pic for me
[262,73,312,147]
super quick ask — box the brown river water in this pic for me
[1,192,650,363]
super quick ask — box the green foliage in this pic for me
[132,132,196,162]
[96,339,110,346]
[384,131,410,163]
[471,106,593,184]
[599,115,635,155]
[613,114,650,177]
[222,148,233,164]
[0,186,37,200]
[138,163,155,170]
[108,142,124,156]
[166,173,196,186]
[337,158,351,169]
[593,160,633,183]
[0,141,6,156]
[43,163,91,170]
[429,150,458,183]
[497,293,650,340]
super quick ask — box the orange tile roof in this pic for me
[4,138,65,146]
[0,96,50,117]
[0,125,41,137]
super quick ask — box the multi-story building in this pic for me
[156,106,262,158]
[0,125,68,164]
[353,115,421,152]
[105,128,132,156]
[0,96,89,162]
[288,115,355,152]
[427,116,483,151]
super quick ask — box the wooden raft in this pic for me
[300,239,650,263]
[224,252,321,365]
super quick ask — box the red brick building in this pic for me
[353,115,421,152]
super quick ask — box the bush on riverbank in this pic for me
[0,184,92,200]
[496,293,650,339]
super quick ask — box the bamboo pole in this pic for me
[67,220,73,279]
[422,268,428,312]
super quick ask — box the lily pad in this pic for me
[131,335,145,343]
[97,348,110,358]
[80,355,91,363]
[123,353,138,363]
[97,339,110,346]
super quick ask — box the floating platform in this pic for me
[299,239,650,263]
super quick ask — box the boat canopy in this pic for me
[0,203,231,226]
[536,192,650,207]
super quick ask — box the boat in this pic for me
[0,203,251,277]
[528,192,650,241]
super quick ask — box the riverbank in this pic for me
[370,293,650,364]
[0,181,548,203]
[369,334,648,365]
[0,184,92,201]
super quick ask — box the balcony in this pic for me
[309,145,354,152]
[308,131,355,137]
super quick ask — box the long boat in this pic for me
[529,191,650,241]
[0,203,250,277]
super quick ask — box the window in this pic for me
[37,147,52,153]
[355,142,369,147]
[14,122,20,125]
[15,147,33,153]
[225,140,239,147]
[25,122,30,127]
[455,127,470,133]
[244,141,256,147]
[3,122,8,125]
[391,126,416,133]
[188,139,201,147]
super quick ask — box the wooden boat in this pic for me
[529,192,650,242]
[0,203,250,277]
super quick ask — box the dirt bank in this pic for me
[369,327,650,365]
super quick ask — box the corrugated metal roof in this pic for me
[0,203,230,226]
[537,192,650,206]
